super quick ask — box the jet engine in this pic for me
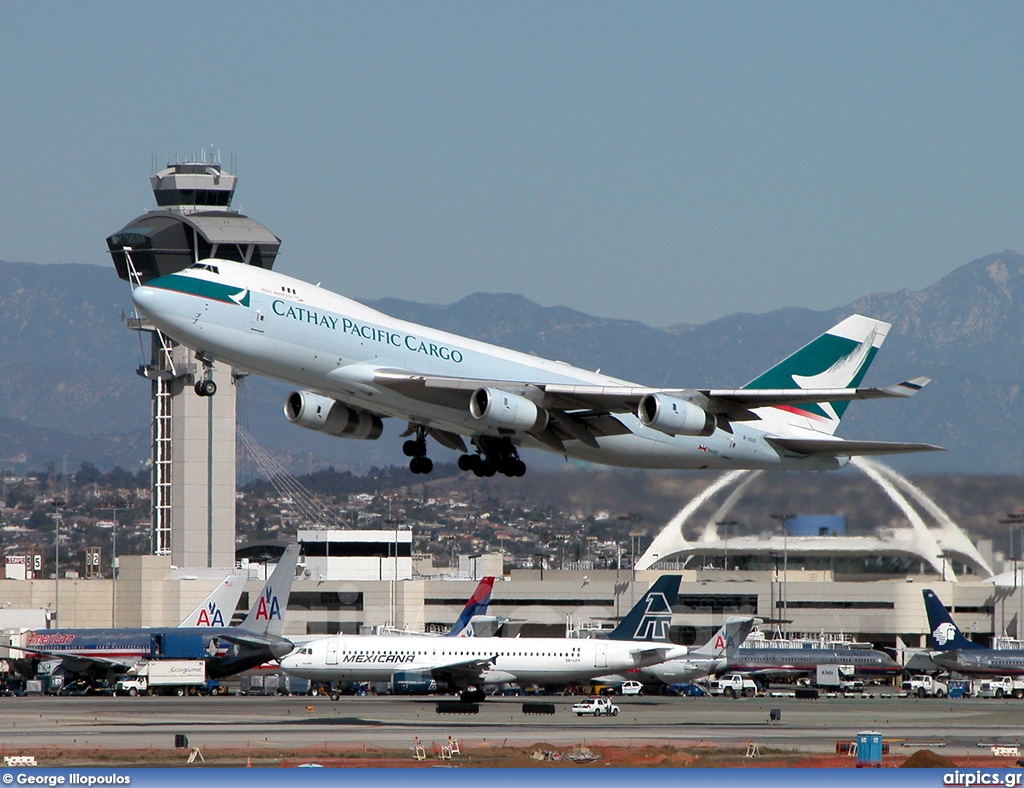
[470,387,548,432]
[390,672,441,695]
[284,391,383,440]
[637,393,715,437]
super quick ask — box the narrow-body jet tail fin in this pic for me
[923,588,983,651]
[744,314,890,436]
[446,576,496,637]
[608,576,681,642]
[178,575,244,628]
[691,617,758,658]
[239,544,300,636]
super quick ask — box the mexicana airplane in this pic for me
[279,576,684,701]
[11,545,300,680]
[922,588,1024,676]
[128,258,940,477]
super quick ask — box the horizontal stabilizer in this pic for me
[767,437,945,457]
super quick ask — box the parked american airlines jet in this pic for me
[129,258,939,477]
[280,576,683,701]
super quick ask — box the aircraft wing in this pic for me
[3,643,136,673]
[213,631,295,660]
[765,437,945,456]
[426,655,496,684]
[372,368,931,426]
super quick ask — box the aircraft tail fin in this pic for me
[239,544,300,636]
[178,575,244,628]
[691,617,758,659]
[923,588,982,651]
[744,314,890,436]
[446,576,496,637]
[608,575,681,642]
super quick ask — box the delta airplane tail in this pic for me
[447,576,496,637]
[178,575,244,628]
[691,616,758,659]
[923,588,983,651]
[744,314,891,436]
[239,544,301,636]
[608,576,681,642]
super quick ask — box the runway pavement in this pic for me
[1,694,1022,757]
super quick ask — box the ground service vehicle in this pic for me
[620,680,643,696]
[901,675,948,698]
[717,673,760,698]
[572,696,620,717]
[975,677,1024,699]
[114,660,207,696]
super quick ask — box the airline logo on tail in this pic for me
[196,603,226,627]
[254,587,283,621]
[631,592,673,641]
[932,622,957,647]
[447,577,495,637]
[744,315,888,429]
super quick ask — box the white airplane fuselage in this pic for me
[279,633,686,686]
[132,260,845,471]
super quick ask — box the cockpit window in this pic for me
[192,262,220,274]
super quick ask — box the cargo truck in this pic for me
[114,660,207,696]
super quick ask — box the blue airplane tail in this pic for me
[608,576,681,642]
[923,588,982,651]
[446,576,495,637]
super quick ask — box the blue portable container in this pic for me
[856,730,883,767]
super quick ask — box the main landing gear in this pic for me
[403,427,434,475]
[457,437,526,478]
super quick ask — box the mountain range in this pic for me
[1,251,1022,475]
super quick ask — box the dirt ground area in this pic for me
[6,742,1024,768]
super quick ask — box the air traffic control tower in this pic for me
[106,160,281,570]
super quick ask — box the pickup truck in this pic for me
[571,696,620,717]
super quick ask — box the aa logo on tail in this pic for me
[632,592,672,640]
[254,586,282,621]
[196,603,226,627]
[713,634,726,653]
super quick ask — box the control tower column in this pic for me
[109,155,281,571]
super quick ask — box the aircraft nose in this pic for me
[132,285,156,314]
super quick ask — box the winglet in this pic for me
[882,376,931,398]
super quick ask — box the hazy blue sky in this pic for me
[3,2,1023,326]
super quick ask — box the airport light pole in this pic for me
[99,499,126,627]
[716,520,737,571]
[1001,513,1024,639]
[51,498,64,628]
[771,514,795,634]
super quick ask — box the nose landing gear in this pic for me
[403,428,434,474]
[193,353,217,397]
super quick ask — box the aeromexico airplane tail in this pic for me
[923,588,983,651]
[446,576,496,637]
[607,576,681,642]
[239,544,301,636]
[177,575,244,628]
